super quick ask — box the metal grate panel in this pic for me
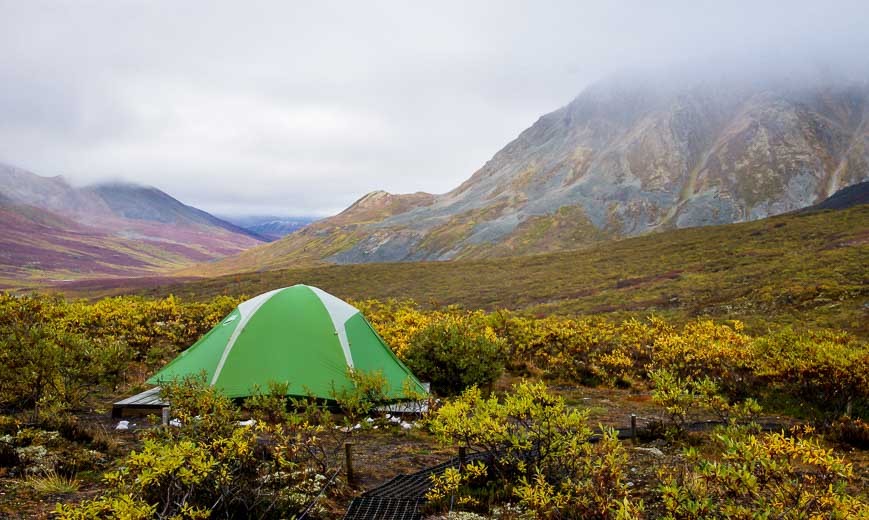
[343,497,421,520]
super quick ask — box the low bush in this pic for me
[659,425,868,518]
[405,314,506,395]
[753,328,869,419]
[0,294,131,420]
[428,382,643,518]
[331,369,390,424]
[3,293,867,421]
[57,379,342,519]
[648,368,761,436]
[828,417,869,449]
[360,299,869,420]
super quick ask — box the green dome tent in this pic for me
[147,285,426,400]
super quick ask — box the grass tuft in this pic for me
[27,470,80,495]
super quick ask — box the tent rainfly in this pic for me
[147,285,427,400]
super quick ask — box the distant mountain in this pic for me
[191,74,869,276]
[217,215,317,241]
[89,183,265,240]
[186,190,435,275]
[0,163,264,287]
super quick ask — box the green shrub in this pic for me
[513,429,643,519]
[753,328,869,419]
[0,294,132,420]
[55,494,157,520]
[243,380,293,424]
[659,425,868,518]
[649,368,761,436]
[154,375,239,444]
[429,381,643,517]
[330,369,390,424]
[405,314,506,395]
[58,380,339,519]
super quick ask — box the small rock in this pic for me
[634,447,664,457]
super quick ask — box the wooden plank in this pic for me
[375,400,429,415]
[114,387,165,406]
[112,387,168,418]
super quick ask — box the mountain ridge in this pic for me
[87,182,266,241]
[189,75,869,277]
[0,163,264,286]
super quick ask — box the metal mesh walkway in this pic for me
[342,451,488,520]
[343,497,422,520]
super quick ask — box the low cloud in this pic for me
[1,1,867,216]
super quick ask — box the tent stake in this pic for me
[345,442,355,485]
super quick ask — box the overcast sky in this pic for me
[1,1,868,216]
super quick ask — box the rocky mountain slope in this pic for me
[187,190,436,274]
[192,74,869,276]
[0,163,264,286]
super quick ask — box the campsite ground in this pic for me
[4,378,866,519]
[0,385,675,517]
[0,411,134,519]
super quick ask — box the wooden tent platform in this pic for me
[111,382,430,419]
[375,383,431,415]
[112,387,167,418]
[375,400,429,415]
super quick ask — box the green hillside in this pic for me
[122,205,869,336]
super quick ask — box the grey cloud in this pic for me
[1,0,867,216]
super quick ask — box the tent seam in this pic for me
[307,286,357,369]
[210,289,281,385]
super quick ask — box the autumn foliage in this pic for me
[1,291,868,518]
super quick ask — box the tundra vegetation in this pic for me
[120,205,869,341]
[0,292,866,518]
